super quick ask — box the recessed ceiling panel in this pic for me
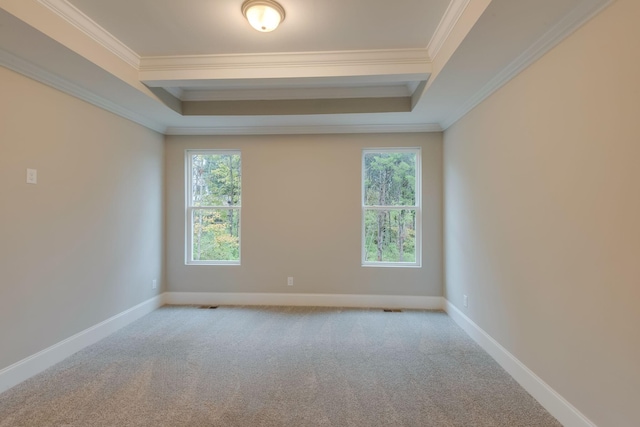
[66,0,451,56]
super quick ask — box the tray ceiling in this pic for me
[0,0,614,134]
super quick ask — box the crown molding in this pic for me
[140,49,431,88]
[140,48,431,72]
[441,0,615,130]
[427,0,471,60]
[165,123,442,136]
[0,49,165,134]
[37,0,140,69]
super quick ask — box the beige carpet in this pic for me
[0,306,561,426]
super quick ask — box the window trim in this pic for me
[361,147,422,268]
[185,149,242,266]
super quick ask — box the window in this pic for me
[362,148,421,267]
[186,150,241,264]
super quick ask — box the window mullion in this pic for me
[363,205,417,210]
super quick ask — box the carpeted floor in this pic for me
[0,306,561,426]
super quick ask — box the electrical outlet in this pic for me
[463,294,468,308]
[287,277,293,286]
[152,279,157,290]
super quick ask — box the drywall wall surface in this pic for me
[0,66,164,370]
[444,0,640,425]
[165,132,442,297]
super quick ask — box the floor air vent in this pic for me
[383,309,403,312]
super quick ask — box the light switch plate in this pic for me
[27,169,37,184]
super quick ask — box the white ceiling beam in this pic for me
[139,49,431,85]
[427,0,472,60]
[428,0,492,81]
[411,0,493,112]
[0,0,141,84]
[37,0,140,68]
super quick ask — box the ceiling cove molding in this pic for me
[165,123,443,136]
[441,0,615,130]
[0,49,165,134]
[139,49,431,72]
[426,0,471,60]
[38,0,140,69]
[181,86,413,102]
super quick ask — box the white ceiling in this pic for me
[66,0,452,56]
[0,0,614,135]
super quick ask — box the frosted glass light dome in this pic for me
[242,0,286,32]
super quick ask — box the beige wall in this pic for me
[166,133,442,296]
[443,0,640,425]
[0,66,164,370]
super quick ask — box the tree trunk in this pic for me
[196,212,202,260]
[377,210,384,261]
[228,156,235,236]
[376,168,388,261]
[398,210,405,262]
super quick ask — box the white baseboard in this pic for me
[0,295,163,394]
[163,292,444,310]
[444,300,597,427]
[0,293,593,427]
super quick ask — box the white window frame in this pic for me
[362,147,422,268]
[185,149,241,265]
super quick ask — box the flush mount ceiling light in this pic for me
[241,0,286,32]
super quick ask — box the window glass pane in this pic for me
[191,154,241,207]
[192,209,240,262]
[364,152,416,206]
[364,209,416,263]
